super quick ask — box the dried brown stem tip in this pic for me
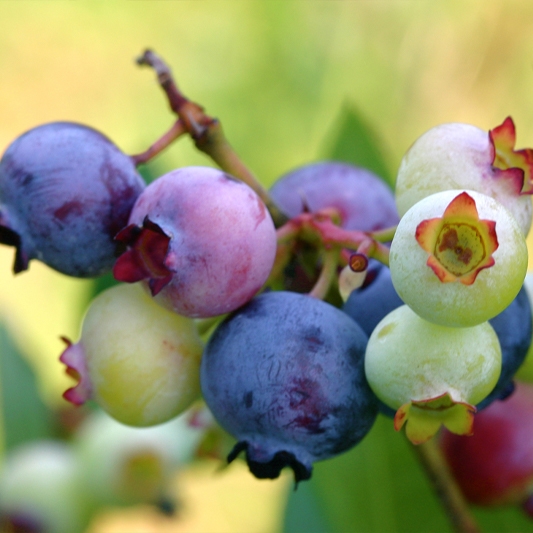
[136,48,287,227]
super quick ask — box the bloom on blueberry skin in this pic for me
[0,122,145,277]
[113,166,278,318]
[395,117,533,236]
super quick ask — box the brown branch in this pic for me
[136,49,287,227]
[130,120,187,166]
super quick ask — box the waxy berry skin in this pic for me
[270,161,399,231]
[269,162,399,294]
[476,286,532,409]
[0,122,145,277]
[389,189,528,328]
[395,119,533,236]
[342,263,404,337]
[441,381,533,507]
[114,166,277,318]
[60,283,204,427]
[201,291,378,483]
[0,442,90,533]
[344,264,533,411]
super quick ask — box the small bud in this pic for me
[338,253,368,302]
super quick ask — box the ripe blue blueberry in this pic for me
[269,162,399,294]
[342,262,404,337]
[0,122,145,277]
[476,285,532,409]
[200,290,378,483]
[270,161,398,231]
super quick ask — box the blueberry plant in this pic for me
[1,48,533,533]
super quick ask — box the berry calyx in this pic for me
[390,189,527,327]
[394,393,476,445]
[201,291,378,483]
[364,305,502,444]
[395,118,533,236]
[113,218,172,295]
[490,116,533,195]
[415,191,498,285]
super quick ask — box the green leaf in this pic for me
[87,270,121,302]
[283,481,332,533]
[0,322,53,453]
[322,102,394,187]
[473,504,533,533]
[283,415,452,533]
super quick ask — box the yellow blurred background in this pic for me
[2,1,533,531]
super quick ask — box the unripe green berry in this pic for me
[390,189,527,327]
[60,283,204,426]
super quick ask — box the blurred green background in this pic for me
[2,1,533,532]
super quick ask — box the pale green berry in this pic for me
[390,189,528,327]
[0,442,92,533]
[365,305,502,444]
[72,409,205,508]
[395,120,533,236]
[60,283,204,426]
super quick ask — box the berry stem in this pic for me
[370,224,397,243]
[411,438,481,533]
[135,49,287,227]
[309,247,340,300]
[130,119,187,166]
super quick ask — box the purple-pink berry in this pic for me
[113,166,278,318]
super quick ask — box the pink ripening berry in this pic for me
[113,166,278,318]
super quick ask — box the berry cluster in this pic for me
[2,49,533,530]
[0,407,208,533]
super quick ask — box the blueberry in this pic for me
[269,162,399,294]
[476,285,532,409]
[200,291,378,483]
[0,122,145,277]
[113,166,277,318]
[343,264,533,412]
[270,161,399,232]
[342,262,404,337]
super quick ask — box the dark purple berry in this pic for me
[0,122,145,277]
[269,162,399,294]
[342,262,404,337]
[477,286,532,409]
[200,291,378,483]
[440,381,533,508]
[270,161,399,232]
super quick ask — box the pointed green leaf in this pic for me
[0,322,53,452]
[283,415,452,533]
[322,102,394,187]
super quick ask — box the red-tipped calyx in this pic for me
[490,116,533,195]
[59,337,92,406]
[113,217,173,295]
[416,192,498,285]
[394,392,476,445]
